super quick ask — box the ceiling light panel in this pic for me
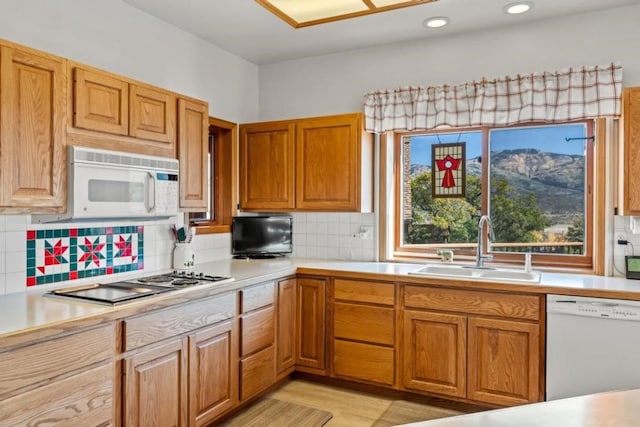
[257,0,437,28]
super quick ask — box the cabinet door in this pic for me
[276,278,296,374]
[130,84,176,145]
[239,121,295,210]
[178,98,208,210]
[622,87,640,215]
[0,45,65,210]
[189,320,237,426]
[296,277,326,371]
[467,317,540,406]
[296,114,361,211]
[0,363,113,426]
[124,338,188,427]
[73,66,129,135]
[403,310,466,398]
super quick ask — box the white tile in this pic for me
[5,215,28,231]
[295,222,308,234]
[327,213,340,223]
[348,213,363,224]
[0,255,5,274]
[0,215,6,232]
[0,232,5,253]
[0,273,6,295]
[294,246,307,258]
[306,222,317,234]
[316,222,328,235]
[339,235,352,248]
[338,247,351,260]
[293,212,307,223]
[315,213,327,223]
[5,251,25,273]
[316,234,327,247]
[327,235,340,248]
[339,223,352,236]
[4,231,27,257]
[5,271,26,294]
[315,246,328,259]
[307,234,318,246]
[306,246,318,258]
[294,234,307,246]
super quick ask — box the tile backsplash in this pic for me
[0,211,374,295]
[26,225,144,287]
[289,212,376,261]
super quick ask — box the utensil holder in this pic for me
[173,243,195,270]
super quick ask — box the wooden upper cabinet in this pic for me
[0,43,66,212]
[239,121,296,210]
[73,67,128,135]
[130,84,176,144]
[239,113,372,212]
[296,114,361,211]
[178,98,209,211]
[68,62,178,158]
[622,87,640,215]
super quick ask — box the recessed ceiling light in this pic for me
[504,1,534,15]
[423,16,449,28]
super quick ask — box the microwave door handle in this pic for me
[147,172,156,212]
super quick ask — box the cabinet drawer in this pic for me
[241,306,275,357]
[334,302,394,345]
[124,292,236,351]
[404,286,540,321]
[333,340,394,385]
[0,363,113,426]
[334,278,395,305]
[0,323,114,397]
[241,281,275,313]
[240,345,275,401]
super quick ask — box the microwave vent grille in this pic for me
[73,148,178,172]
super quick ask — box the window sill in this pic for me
[190,224,231,235]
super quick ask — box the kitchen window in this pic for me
[392,120,597,269]
[188,117,236,234]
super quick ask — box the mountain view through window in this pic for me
[400,123,589,256]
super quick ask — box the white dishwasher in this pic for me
[546,294,640,400]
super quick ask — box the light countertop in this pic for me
[400,388,640,427]
[3,258,640,341]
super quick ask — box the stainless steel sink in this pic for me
[409,264,541,283]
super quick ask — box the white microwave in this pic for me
[35,146,179,223]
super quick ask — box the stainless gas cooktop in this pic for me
[45,271,233,305]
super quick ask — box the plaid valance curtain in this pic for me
[363,62,622,134]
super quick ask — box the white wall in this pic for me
[258,4,640,120]
[0,0,253,294]
[0,0,259,124]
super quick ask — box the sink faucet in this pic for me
[476,215,495,268]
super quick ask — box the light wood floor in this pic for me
[266,378,395,427]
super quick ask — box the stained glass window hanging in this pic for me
[432,142,466,198]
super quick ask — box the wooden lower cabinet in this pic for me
[467,317,540,406]
[0,363,113,426]
[239,282,276,402]
[240,345,276,401]
[189,320,237,426]
[124,337,189,427]
[333,340,394,385]
[276,278,297,374]
[296,277,326,371]
[402,286,542,406]
[403,310,467,398]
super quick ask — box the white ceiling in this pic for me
[122,0,640,65]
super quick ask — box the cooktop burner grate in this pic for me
[137,276,174,284]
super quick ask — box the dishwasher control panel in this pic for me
[547,294,640,320]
